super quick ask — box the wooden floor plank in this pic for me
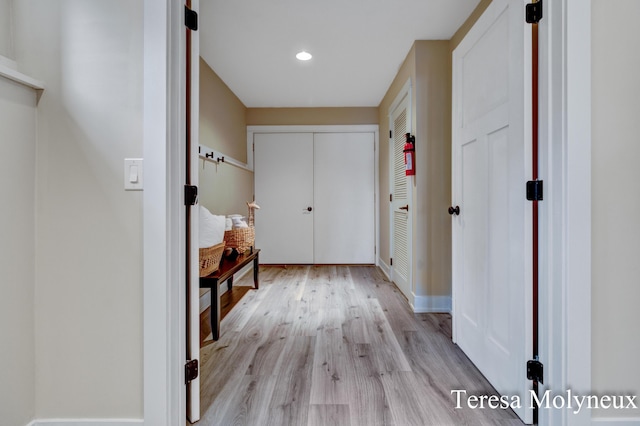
[309,309,354,405]
[307,404,351,426]
[266,336,315,426]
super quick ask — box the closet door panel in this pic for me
[254,133,314,263]
[313,133,375,264]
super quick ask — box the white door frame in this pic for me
[142,1,188,425]
[141,1,592,424]
[538,0,591,425]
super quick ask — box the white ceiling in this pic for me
[199,0,480,108]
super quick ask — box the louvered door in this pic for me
[389,87,412,300]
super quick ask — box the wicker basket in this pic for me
[223,227,255,254]
[199,241,225,277]
[223,202,258,254]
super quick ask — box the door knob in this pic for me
[307,206,313,212]
[399,205,409,211]
[448,206,460,216]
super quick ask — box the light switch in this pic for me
[129,165,139,183]
[124,158,143,190]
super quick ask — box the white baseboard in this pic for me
[28,419,142,426]
[591,417,640,425]
[376,259,450,313]
[377,257,391,280]
[412,294,452,313]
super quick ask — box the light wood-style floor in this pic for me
[197,265,523,426]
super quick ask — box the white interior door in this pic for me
[254,133,314,264]
[389,88,412,300]
[452,0,532,423]
[313,133,375,264]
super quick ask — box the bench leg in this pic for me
[253,253,259,289]
[211,282,220,341]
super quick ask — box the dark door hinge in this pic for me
[390,130,392,138]
[390,193,393,202]
[184,185,198,206]
[525,0,543,24]
[390,258,393,266]
[185,6,198,31]
[185,359,199,384]
[526,180,543,201]
[527,359,544,384]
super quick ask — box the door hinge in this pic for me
[390,193,393,202]
[390,130,392,138]
[390,258,393,266]
[185,359,199,384]
[527,359,544,384]
[184,185,198,206]
[526,180,543,201]
[525,0,543,24]
[185,6,198,31]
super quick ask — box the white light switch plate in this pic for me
[124,158,143,190]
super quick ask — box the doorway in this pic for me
[249,125,379,266]
[388,81,413,302]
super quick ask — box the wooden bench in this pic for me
[199,249,260,341]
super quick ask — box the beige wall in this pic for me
[591,0,640,419]
[450,0,492,51]
[14,0,144,419]
[247,107,378,126]
[413,41,452,298]
[0,76,37,426]
[199,58,254,216]
[201,57,249,163]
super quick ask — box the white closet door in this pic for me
[313,133,375,264]
[390,90,412,300]
[254,133,314,264]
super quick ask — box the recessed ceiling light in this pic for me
[296,51,312,61]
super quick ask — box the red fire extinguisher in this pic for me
[403,133,415,176]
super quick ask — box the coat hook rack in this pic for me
[199,145,252,172]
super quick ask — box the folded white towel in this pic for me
[232,217,248,229]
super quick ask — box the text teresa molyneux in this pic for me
[451,389,638,414]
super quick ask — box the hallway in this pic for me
[197,265,523,425]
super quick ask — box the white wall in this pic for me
[0,0,13,60]
[13,0,144,420]
[591,0,640,420]
[0,76,37,426]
